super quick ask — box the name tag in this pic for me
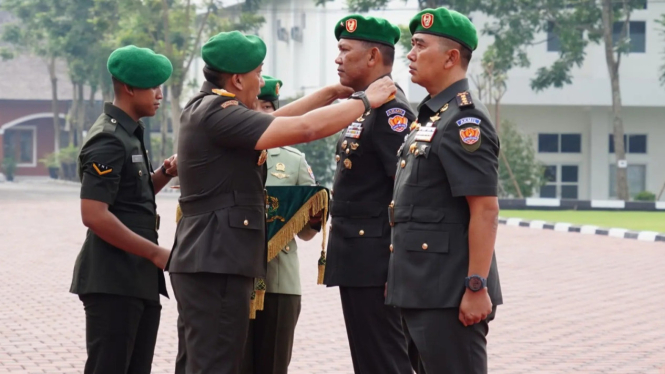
[132,154,144,163]
[414,127,437,142]
[345,122,363,139]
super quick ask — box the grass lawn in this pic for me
[499,210,665,233]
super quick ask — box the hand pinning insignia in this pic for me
[92,162,112,176]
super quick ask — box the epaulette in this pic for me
[455,91,474,109]
[282,146,303,156]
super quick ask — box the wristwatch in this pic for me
[464,275,487,292]
[349,91,371,113]
[160,164,173,178]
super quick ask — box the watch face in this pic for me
[468,277,483,290]
[352,91,365,98]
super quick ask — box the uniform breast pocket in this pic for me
[412,142,432,184]
[133,163,149,197]
[401,229,449,254]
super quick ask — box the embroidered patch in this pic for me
[388,115,408,133]
[421,13,434,29]
[386,108,406,117]
[345,122,363,139]
[92,162,112,176]
[456,117,481,127]
[346,19,357,33]
[459,126,482,152]
[221,100,238,108]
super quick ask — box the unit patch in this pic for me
[421,13,434,29]
[221,100,238,108]
[345,122,364,139]
[388,114,408,133]
[346,19,357,33]
[92,162,112,176]
[459,126,481,152]
[456,117,481,127]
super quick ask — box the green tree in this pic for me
[497,120,545,198]
[293,135,338,188]
[1,0,70,153]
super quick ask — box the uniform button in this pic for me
[422,243,428,250]
[359,230,365,236]
[138,170,143,176]
[243,219,249,226]
[111,119,117,124]
[400,160,406,168]
[335,155,340,162]
[389,244,393,252]
[285,246,290,251]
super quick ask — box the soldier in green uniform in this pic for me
[70,45,177,374]
[386,8,503,374]
[324,15,415,374]
[241,76,320,374]
[168,31,396,374]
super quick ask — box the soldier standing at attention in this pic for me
[323,15,416,374]
[167,31,396,374]
[70,45,177,374]
[385,8,503,374]
[241,75,320,374]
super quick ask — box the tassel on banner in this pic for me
[249,290,257,319]
[255,279,266,311]
[317,192,329,285]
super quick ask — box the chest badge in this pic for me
[343,158,352,169]
[345,122,363,139]
[271,172,289,179]
[341,140,348,150]
[409,143,417,154]
[258,150,268,166]
[350,142,359,150]
[414,127,437,142]
[410,120,421,131]
[276,162,286,172]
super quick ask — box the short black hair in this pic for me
[203,65,228,87]
[440,38,472,70]
[360,41,395,67]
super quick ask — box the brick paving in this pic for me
[1,183,664,373]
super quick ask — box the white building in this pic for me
[189,0,665,201]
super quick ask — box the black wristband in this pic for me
[349,91,371,113]
[160,164,172,178]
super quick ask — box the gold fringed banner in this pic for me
[266,189,329,262]
[255,279,266,311]
[317,196,328,285]
[249,290,257,319]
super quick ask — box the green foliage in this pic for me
[150,135,174,167]
[498,120,545,198]
[292,135,338,188]
[38,152,60,168]
[2,157,17,180]
[634,191,656,202]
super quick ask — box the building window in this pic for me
[547,21,561,52]
[612,21,646,53]
[538,133,582,153]
[609,164,646,198]
[3,127,36,167]
[540,164,579,199]
[609,134,647,153]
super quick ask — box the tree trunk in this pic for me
[170,86,182,152]
[160,85,169,161]
[601,0,630,201]
[68,81,76,147]
[48,57,60,153]
[77,83,85,146]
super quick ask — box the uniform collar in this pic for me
[268,148,281,156]
[201,80,218,95]
[103,102,142,135]
[419,78,470,113]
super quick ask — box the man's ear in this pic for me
[367,47,380,67]
[231,73,243,91]
[443,49,460,70]
[123,83,135,97]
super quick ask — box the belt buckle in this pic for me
[389,202,395,227]
[155,214,161,230]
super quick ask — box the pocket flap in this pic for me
[336,218,383,238]
[394,206,445,223]
[228,207,264,230]
[404,230,449,253]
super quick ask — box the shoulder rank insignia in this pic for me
[257,150,268,166]
[221,100,238,109]
[212,88,236,98]
[456,92,474,108]
[92,162,112,176]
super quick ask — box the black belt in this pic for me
[179,190,265,216]
[113,212,161,230]
[330,200,386,218]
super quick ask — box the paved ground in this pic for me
[1,182,664,374]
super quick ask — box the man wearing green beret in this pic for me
[385,8,503,373]
[70,45,178,374]
[168,30,397,373]
[322,14,416,374]
[241,76,320,374]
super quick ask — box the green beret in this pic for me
[258,75,282,104]
[334,15,401,47]
[107,45,173,88]
[409,8,478,51]
[202,31,266,74]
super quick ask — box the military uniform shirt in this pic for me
[386,78,503,309]
[168,81,275,278]
[70,103,167,301]
[324,85,416,287]
[265,147,316,295]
